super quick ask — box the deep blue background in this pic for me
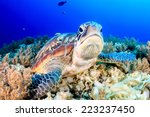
[0,0,150,47]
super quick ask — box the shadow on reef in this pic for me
[0,35,150,100]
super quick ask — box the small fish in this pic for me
[22,27,26,31]
[62,11,66,15]
[58,1,67,6]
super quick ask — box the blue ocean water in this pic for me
[0,0,150,47]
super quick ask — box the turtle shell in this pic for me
[32,33,77,74]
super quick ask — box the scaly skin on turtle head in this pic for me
[28,21,104,99]
[32,21,104,76]
[74,21,104,60]
[62,21,104,76]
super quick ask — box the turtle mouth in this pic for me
[80,33,102,44]
[76,34,103,60]
[81,44,100,59]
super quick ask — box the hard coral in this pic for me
[124,37,137,51]
[104,35,138,52]
[135,58,150,74]
[114,42,127,52]
[44,65,101,100]
[11,44,36,67]
[102,42,116,53]
[0,37,35,56]
[1,36,48,67]
[91,71,150,100]
[42,63,150,100]
[136,44,148,58]
[105,66,125,86]
[0,62,32,100]
[54,92,73,100]
[146,41,150,62]
[0,36,48,56]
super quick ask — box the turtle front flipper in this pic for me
[28,68,62,99]
[97,52,136,73]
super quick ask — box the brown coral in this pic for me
[0,62,32,100]
[114,43,127,52]
[105,66,125,86]
[91,71,150,100]
[11,44,36,67]
[2,44,36,67]
[44,65,125,100]
[102,42,116,53]
[136,44,148,58]
[2,44,38,67]
[146,41,150,62]
[135,58,150,74]
[1,36,48,67]
[45,65,102,100]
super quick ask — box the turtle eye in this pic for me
[79,27,84,33]
[100,28,102,32]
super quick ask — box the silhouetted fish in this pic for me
[62,11,66,15]
[22,27,26,31]
[58,1,67,6]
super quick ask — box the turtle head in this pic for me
[75,21,104,60]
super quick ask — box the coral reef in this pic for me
[104,35,138,51]
[124,37,137,51]
[135,58,150,74]
[91,71,150,100]
[0,35,150,100]
[0,37,35,56]
[43,65,150,100]
[0,62,32,99]
[114,42,127,52]
[136,44,148,58]
[103,42,127,53]
[46,65,101,100]
[1,36,48,67]
[0,55,2,62]
[2,44,36,67]
[0,36,48,56]
[102,42,116,53]
[146,41,150,62]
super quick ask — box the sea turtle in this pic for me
[28,21,136,99]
